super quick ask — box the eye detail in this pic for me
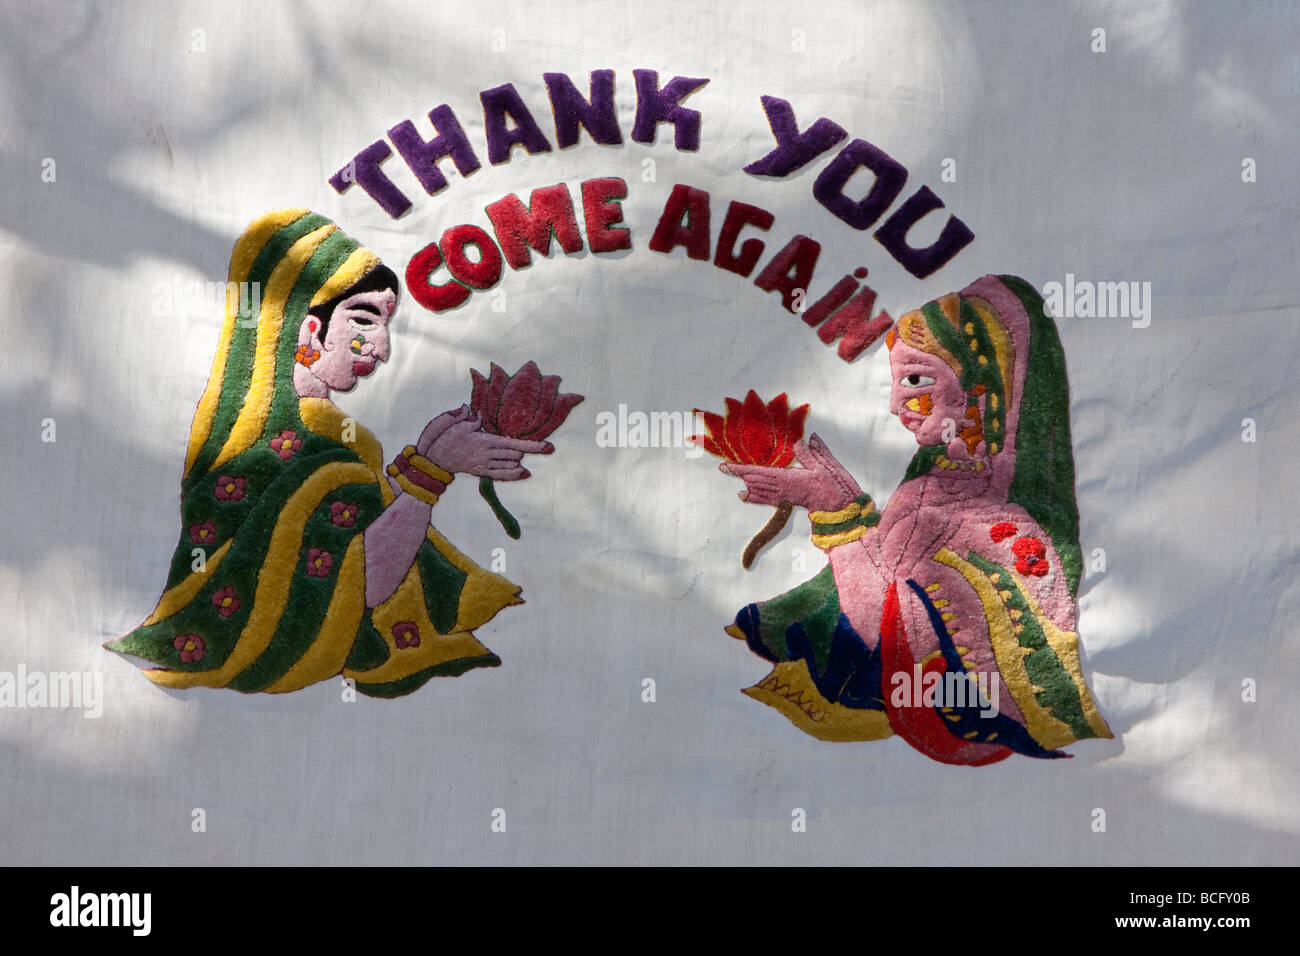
[902,374,935,388]
[350,316,376,328]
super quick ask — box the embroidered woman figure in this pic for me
[109,209,563,697]
[719,275,1111,764]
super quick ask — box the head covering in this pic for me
[182,208,384,489]
[108,210,520,695]
[892,274,1083,596]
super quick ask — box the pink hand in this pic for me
[417,405,474,457]
[719,433,861,512]
[425,418,553,480]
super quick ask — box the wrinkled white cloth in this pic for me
[0,0,1296,864]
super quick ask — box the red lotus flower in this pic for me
[692,391,809,466]
[468,361,584,539]
[693,390,811,569]
[1012,536,1050,577]
[470,360,585,441]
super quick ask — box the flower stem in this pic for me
[742,502,793,569]
[479,477,521,539]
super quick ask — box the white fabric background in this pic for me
[1,0,1297,864]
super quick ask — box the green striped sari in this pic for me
[108,210,521,697]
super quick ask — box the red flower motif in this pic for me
[330,501,359,528]
[189,521,218,546]
[1012,536,1050,577]
[173,633,205,663]
[214,475,246,502]
[990,521,1018,543]
[469,360,585,440]
[392,621,421,649]
[305,548,332,577]
[270,430,302,461]
[211,586,241,618]
[692,390,810,466]
[295,344,321,367]
[693,390,812,570]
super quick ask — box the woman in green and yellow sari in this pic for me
[108,209,551,697]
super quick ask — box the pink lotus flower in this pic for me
[173,633,205,663]
[211,586,241,618]
[470,361,584,441]
[305,548,332,577]
[468,361,584,539]
[270,430,302,460]
[214,475,246,502]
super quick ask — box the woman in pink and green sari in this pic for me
[721,275,1112,764]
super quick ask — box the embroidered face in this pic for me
[302,287,396,392]
[888,338,968,447]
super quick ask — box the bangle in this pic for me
[386,466,440,506]
[386,447,452,506]
[810,494,878,550]
[389,451,447,495]
[402,446,454,485]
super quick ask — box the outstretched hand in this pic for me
[416,405,473,456]
[719,433,861,512]
[418,405,553,481]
